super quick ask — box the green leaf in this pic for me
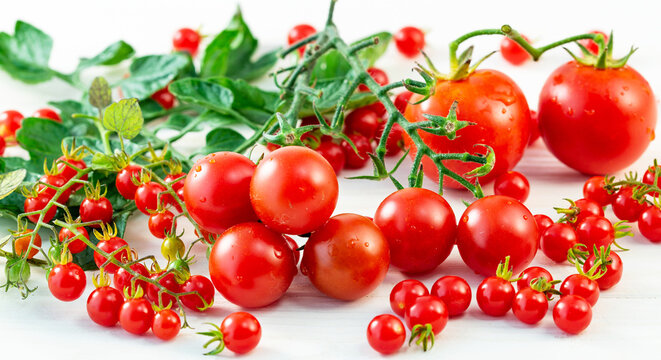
[15,117,69,164]
[230,48,280,81]
[355,32,391,67]
[311,32,391,82]
[90,153,115,171]
[102,98,143,139]
[0,21,53,84]
[169,78,233,113]
[208,77,279,124]
[89,77,113,110]
[77,40,134,69]
[191,128,245,157]
[118,53,192,100]
[49,99,96,119]
[0,169,26,200]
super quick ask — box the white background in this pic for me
[1,0,661,359]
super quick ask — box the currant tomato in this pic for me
[87,286,124,327]
[538,61,656,174]
[639,206,661,242]
[533,214,554,240]
[161,236,185,262]
[374,188,456,273]
[250,146,338,235]
[14,231,41,259]
[381,123,404,157]
[315,141,345,174]
[493,171,530,202]
[500,34,531,65]
[528,110,541,145]
[344,107,380,139]
[341,134,372,169]
[575,216,615,253]
[113,262,150,294]
[512,287,548,324]
[180,275,215,312]
[579,30,608,55]
[359,67,388,92]
[517,267,553,291]
[135,182,169,215]
[32,108,61,122]
[476,276,515,316]
[24,194,56,224]
[0,136,5,156]
[221,312,262,354]
[389,279,429,317]
[584,251,623,290]
[80,196,113,226]
[58,225,88,254]
[152,309,181,341]
[146,272,180,308]
[148,210,176,239]
[209,222,296,308]
[456,195,538,276]
[366,314,406,355]
[571,198,604,225]
[287,24,316,56]
[151,86,176,109]
[365,101,387,118]
[642,165,660,197]
[94,237,130,274]
[165,172,185,192]
[553,295,592,334]
[300,213,389,301]
[115,164,142,200]
[404,295,449,335]
[394,26,425,58]
[172,28,201,56]
[404,70,530,187]
[560,274,599,307]
[56,155,87,192]
[48,262,86,302]
[540,223,577,263]
[430,276,472,317]
[284,235,300,265]
[0,110,23,139]
[612,187,650,222]
[394,91,414,114]
[583,176,615,206]
[119,297,154,335]
[184,152,258,234]
[38,173,72,203]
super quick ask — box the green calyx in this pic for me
[564,31,636,69]
[198,323,226,356]
[529,276,562,300]
[495,256,516,281]
[409,323,435,352]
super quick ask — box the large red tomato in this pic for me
[184,152,258,235]
[456,195,538,276]
[538,61,656,174]
[374,188,456,274]
[403,70,531,188]
[300,214,390,301]
[208,222,297,308]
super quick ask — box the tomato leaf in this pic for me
[15,117,70,165]
[0,169,27,201]
[169,78,233,111]
[77,40,134,70]
[0,21,53,84]
[102,98,144,139]
[355,32,391,67]
[89,77,113,110]
[208,77,279,124]
[191,128,245,157]
[117,53,193,100]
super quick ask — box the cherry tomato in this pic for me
[0,136,5,156]
[584,251,623,291]
[365,101,387,118]
[209,222,296,308]
[430,276,472,317]
[344,107,380,139]
[553,295,592,334]
[58,225,88,254]
[184,152,258,234]
[93,237,129,274]
[575,216,615,253]
[115,164,142,200]
[250,146,338,235]
[221,312,262,354]
[571,198,604,225]
[500,34,531,65]
[14,231,41,259]
[0,110,23,139]
[512,287,548,324]
[165,172,185,192]
[151,86,176,109]
[135,181,169,215]
[315,141,345,174]
[24,194,56,224]
[538,61,656,174]
[366,314,406,355]
[394,91,414,114]
[639,206,661,242]
[172,28,200,56]
[146,272,180,308]
[389,279,429,317]
[161,236,185,262]
[358,67,389,92]
[48,262,86,302]
[80,196,113,226]
[341,134,372,169]
[374,188,456,273]
[404,70,530,187]
[642,165,660,197]
[583,176,615,206]
[517,266,553,291]
[300,213,389,301]
[579,30,608,55]
[476,276,515,316]
[381,123,404,157]
[540,223,577,263]
[456,195,538,276]
[180,275,215,312]
[287,24,316,56]
[119,297,154,335]
[560,274,599,307]
[404,295,448,335]
[56,155,87,192]
[284,235,300,265]
[32,108,61,122]
[113,262,150,294]
[612,187,650,222]
[533,214,554,240]
[394,26,425,58]
[528,110,541,145]
[87,286,124,327]
[152,309,181,341]
[493,171,530,202]
[148,210,175,239]
[38,173,72,203]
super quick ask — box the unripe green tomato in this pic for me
[5,257,30,284]
[161,237,185,262]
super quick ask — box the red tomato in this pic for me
[500,34,531,65]
[119,297,154,335]
[512,287,548,324]
[287,24,316,56]
[404,295,448,334]
[165,172,185,192]
[315,141,345,174]
[553,295,592,334]
[517,266,553,291]
[579,30,608,55]
[56,155,87,192]
[13,231,42,259]
[87,286,124,327]
[528,110,540,145]
[115,164,142,200]
[430,276,472,317]
[341,134,372,169]
[374,188,456,273]
[48,262,86,302]
[575,216,615,253]
[209,222,296,308]
[642,165,660,197]
[113,262,150,294]
[533,214,554,241]
[93,237,129,274]
[135,181,169,215]
[583,176,615,206]
[572,198,604,225]
[366,314,406,355]
[221,312,262,354]
[180,275,215,312]
[148,210,176,239]
[0,136,5,156]
[344,107,380,139]
[146,272,180,308]
[250,146,338,235]
[359,67,389,92]
[32,108,61,122]
[493,171,530,202]
[584,251,623,290]
[612,187,650,222]
[389,279,429,317]
[639,206,661,242]
[394,26,425,58]
[560,274,599,307]
[0,110,23,139]
[300,213,389,301]
[538,61,656,174]
[184,152,258,234]
[456,195,538,276]
[284,235,301,265]
[476,276,515,316]
[80,196,113,226]
[38,173,72,203]
[151,87,176,110]
[152,309,181,341]
[58,225,88,254]
[403,70,531,187]
[394,91,414,114]
[540,223,577,263]
[24,194,55,224]
[172,28,200,56]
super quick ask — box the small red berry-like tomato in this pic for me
[394,26,425,58]
[493,170,530,202]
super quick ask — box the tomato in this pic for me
[24,193,56,224]
[184,152,258,234]
[389,279,429,317]
[374,188,456,273]
[152,309,181,341]
[512,287,548,324]
[493,171,530,202]
[394,91,413,114]
[115,164,142,200]
[209,222,296,307]
[538,61,656,174]
[80,196,113,226]
[87,286,124,327]
[113,262,150,294]
[146,272,180,308]
[394,26,425,58]
[180,275,215,312]
[583,176,615,206]
[48,262,86,301]
[300,213,389,301]
[612,187,650,222]
[119,297,154,335]
[642,165,660,197]
[575,216,615,253]
[344,107,380,139]
[553,295,592,334]
[500,34,531,66]
[560,274,599,307]
[567,198,604,225]
[172,27,200,55]
[359,67,389,92]
[0,136,5,156]
[366,314,406,355]
[32,108,61,122]
[58,225,88,254]
[287,24,316,56]
[94,237,130,274]
[404,295,448,334]
[148,210,176,239]
[533,214,554,240]
[341,134,372,169]
[315,141,345,174]
[0,110,23,139]
[365,101,387,118]
[430,276,471,317]
[476,276,515,316]
[221,312,262,354]
[579,30,608,55]
[38,173,72,203]
[250,146,338,235]
[161,236,185,262]
[382,123,404,157]
[456,195,538,276]
[56,155,87,192]
[639,206,661,242]
[528,110,540,145]
[14,231,41,259]
[584,251,623,290]
[165,172,185,192]
[517,267,553,291]
[135,181,169,215]
[404,70,530,188]
[540,223,577,263]
[284,235,301,265]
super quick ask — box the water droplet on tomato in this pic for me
[195,166,202,172]
[236,275,243,282]
[501,108,507,114]
[623,86,629,91]
[199,196,206,203]
[209,159,215,164]
[523,215,528,220]
[273,249,283,259]
[462,216,469,223]
[567,107,574,116]
[553,74,563,85]
[507,201,513,205]
[551,96,558,104]
[300,264,309,276]
[584,109,595,116]
[364,242,369,247]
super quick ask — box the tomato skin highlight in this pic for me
[476,276,515,316]
[493,171,530,202]
[87,286,124,327]
[639,206,661,243]
[560,274,599,307]
[209,222,296,308]
[221,312,262,354]
[389,279,429,317]
[366,314,406,355]
[512,287,548,324]
[48,262,86,302]
[553,295,592,334]
[456,195,538,276]
[300,213,390,301]
[430,276,472,317]
[538,61,657,175]
[374,188,456,273]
